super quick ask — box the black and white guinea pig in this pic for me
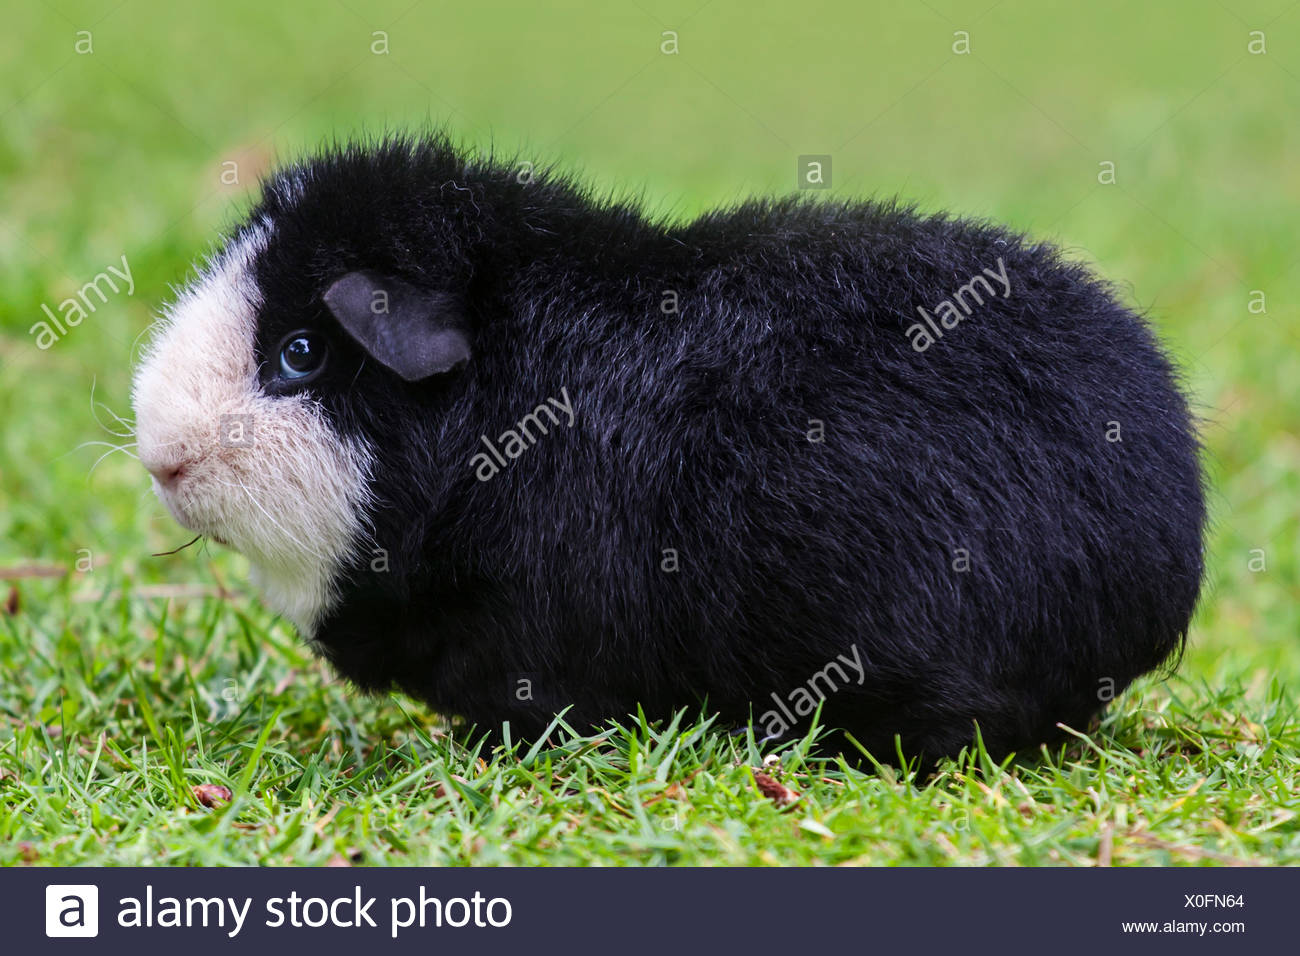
[132,134,1205,764]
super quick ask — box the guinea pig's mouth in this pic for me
[152,481,231,548]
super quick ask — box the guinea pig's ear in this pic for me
[322,270,471,382]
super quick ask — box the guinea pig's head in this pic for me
[132,141,483,634]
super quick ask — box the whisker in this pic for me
[96,402,135,433]
[129,317,165,367]
[88,443,140,477]
[89,376,135,438]
[58,440,138,473]
[68,440,137,454]
[214,476,329,562]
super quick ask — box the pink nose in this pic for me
[147,461,188,489]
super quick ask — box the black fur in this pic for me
[241,134,1205,765]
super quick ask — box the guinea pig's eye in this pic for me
[277,330,327,381]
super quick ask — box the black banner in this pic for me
[8,866,1290,953]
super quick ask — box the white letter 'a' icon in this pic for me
[45,885,99,937]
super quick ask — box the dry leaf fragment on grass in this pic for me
[642,770,700,807]
[0,564,67,580]
[325,849,366,868]
[752,770,799,808]
[72,584,241,604]
[431,774,471,799]
[193,784,233,808]
[642,782,686,807]
[1097,822,1114,867]
[272,669,299,696]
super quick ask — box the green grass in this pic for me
[2,0,1299,865]
[3,587,1298,865]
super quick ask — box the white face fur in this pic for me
[132,224,373,635]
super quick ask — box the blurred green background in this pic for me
[2,0,1297,687]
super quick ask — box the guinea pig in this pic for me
[132,134,1205,765]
